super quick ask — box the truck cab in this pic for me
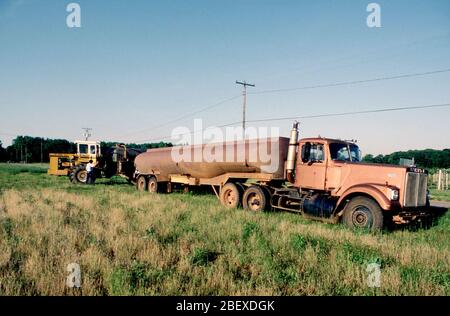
[291,137,429,228]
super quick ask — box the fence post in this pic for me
[437,169,442,191]
[446,170,449,190]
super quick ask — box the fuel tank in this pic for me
[135,137,289,181]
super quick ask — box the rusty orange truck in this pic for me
[133,122,430,230]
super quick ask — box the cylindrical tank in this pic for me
[135,137,289,181]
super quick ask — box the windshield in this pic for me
[78,144,88,154]
[329,143,361,162]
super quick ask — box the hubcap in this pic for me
[224,189,236,205]
[352,207,370,227]
[77,171,87,182]
[149,182,156,192]
[138,178,146,190]
[248,193,262,211]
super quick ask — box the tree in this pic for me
[100,141,173,153]
[362,154,374,162]
[6,136,75,163]
[363,149,450,168]
[0,140,7,162]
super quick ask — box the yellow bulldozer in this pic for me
[48,140,101,177]
[48,140,142,184]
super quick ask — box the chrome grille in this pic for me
[404,172,428,207]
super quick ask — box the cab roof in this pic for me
[75,140,101,144]
[300,137,357,145]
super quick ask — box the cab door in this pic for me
[295,142,327,190]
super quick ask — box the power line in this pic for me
[133,120,240,143]
[242,103,450,124]
[250,68,450,95]
[110,67,450,141]
[132,102,450,143]
[104,67,450,141]
[111,94,241,140]
[256,33,450,83]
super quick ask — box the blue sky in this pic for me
[0,0,449,154]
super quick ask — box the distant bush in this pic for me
[363,148,450,169]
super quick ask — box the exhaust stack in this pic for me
[286,121,299,183]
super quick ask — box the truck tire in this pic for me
[243,185,270,212]
[220,183,242,209]
[147,176,158,193]
[70,165,87,184]
[136,176,147,191]
[342,196,384,231]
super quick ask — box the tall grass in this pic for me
[430,189,450,202]
[0,163,449,295]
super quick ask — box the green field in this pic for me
[0,163,449,295]
[430,189,450,202]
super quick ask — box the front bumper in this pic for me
[392,207,432,225]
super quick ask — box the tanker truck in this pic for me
[133,122,431,230]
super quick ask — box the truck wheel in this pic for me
[343,196,384,231]
[243,186,269,212]
[70,165,87,184]
[148,176,158,193]
[136,176,147,191]
[220,183,242,208]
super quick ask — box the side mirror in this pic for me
[301,142,311,163]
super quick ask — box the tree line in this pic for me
[362,149,450,169]
[100,141,172,153]
[0,136,172,163]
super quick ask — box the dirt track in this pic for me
[431,200,450,208]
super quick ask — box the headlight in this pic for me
[389,188,399,201]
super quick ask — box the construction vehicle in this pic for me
[48,140,142,184]
[133,122,432,230]
[47,140,101,177]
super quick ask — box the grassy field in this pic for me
[0,163,449,295]
[430,189,450,202]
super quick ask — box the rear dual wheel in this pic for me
[243,186,270,212]
[136,176,147,191]
[136,176,159,193]
[219,183,243,208]
[219,183,271,212]
[147,177,158,193]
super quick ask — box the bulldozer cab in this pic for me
[76,141,101,159]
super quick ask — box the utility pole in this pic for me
[82,128,92,141]
[236,80,255,138]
